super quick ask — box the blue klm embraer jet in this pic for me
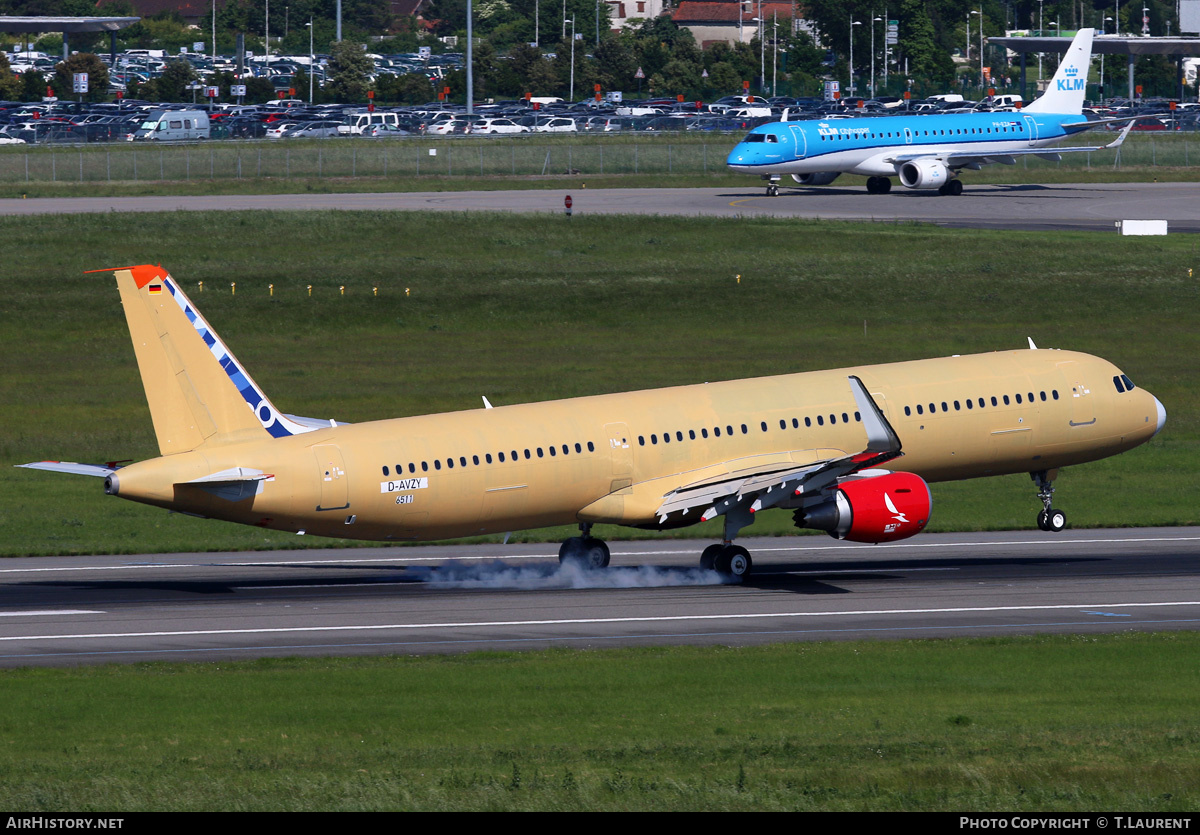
[727,28,1134,196]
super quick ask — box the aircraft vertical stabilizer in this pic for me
[109,265,312,455]
[1023,28,1094,114]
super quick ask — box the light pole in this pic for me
[306,19,313,103]
[772,12,778,97]
[978,4,984,93]
[966,10,971,62]
[1142,5,1149,35]
[872,15,882,99]
[883,5,889,89]
[849,17,861,98]
[1038,0,1043,81]
[759,0,765,95]
[1102,16,1113,100]
[568,17,575,102]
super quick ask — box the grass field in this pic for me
[0,633,1197,811]
[2,132,1200,198]
[2,210,1196,556]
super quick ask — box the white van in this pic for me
[338,111,400,135]
[990,94,1024,108]
[129,109,210,141]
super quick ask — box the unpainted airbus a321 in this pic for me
[19,266,1165,578]
[727,28,1136,196]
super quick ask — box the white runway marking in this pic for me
[0,610,103,617]
[0,534,1197,574]
[4,600,1199,643]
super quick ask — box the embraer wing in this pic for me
[654,376,903,527]
[888,121,1135,169]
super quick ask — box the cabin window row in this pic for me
[903,389,1059,417]
[820,125,1022,141]
[380,440,597,477]
[637,411,863,447]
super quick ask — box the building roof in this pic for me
[122,0,229,18]
[672,1,794,25]
[0,15,140,33]
[991,34,1200,57]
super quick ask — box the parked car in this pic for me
[532,116,577,133]
[361,123,412,137]
[470,117,529,134]
[284,120,342,138]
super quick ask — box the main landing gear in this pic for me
[937,179,964,196]
[1031,470,1067,532]
[700,543,754,578]
[866,176,893,194]
[558,526,755,578]
[558,524,611,569]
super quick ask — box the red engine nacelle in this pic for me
[795,472,931,543]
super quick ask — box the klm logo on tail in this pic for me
[1057,65,1085,92]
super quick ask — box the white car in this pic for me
[532,116,578,133]
[470,117,529,135]
[265,122,301,140]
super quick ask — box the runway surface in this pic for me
[1,527,1198,666]
[1,182,1197,232]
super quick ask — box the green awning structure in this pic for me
[0,16,140,60]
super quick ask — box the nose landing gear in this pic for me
[1032,470,1066,532]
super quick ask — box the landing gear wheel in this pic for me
[1044,509,1066,532]
[559,536,610,569]
[766,184,779,196]
[866,176,892,194]
[1031,470,1064,533]
[938,179,963,196]
[714,545,753,578]
[700,543,723,570]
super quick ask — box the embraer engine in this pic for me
[898,159,950,189]
[793,472,931,543]
[791,172,841,186]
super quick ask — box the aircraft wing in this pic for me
[887,121,1134,169]
[654,376,902,525]
[16,461,117,478]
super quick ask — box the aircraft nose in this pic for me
[1154,395,1167,436]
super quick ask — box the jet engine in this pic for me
[898,159,951,189]
[791,172,841,186]
[793,471,931,543]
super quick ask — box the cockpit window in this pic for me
[1121,374,1135,391]
[742,133,778,143]
[1113,375,1126,393]
[1113,374,1136,393]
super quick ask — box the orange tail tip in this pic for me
[84,264,169,289]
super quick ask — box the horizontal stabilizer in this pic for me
[181,467,273,502]
[16,461,117,478]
